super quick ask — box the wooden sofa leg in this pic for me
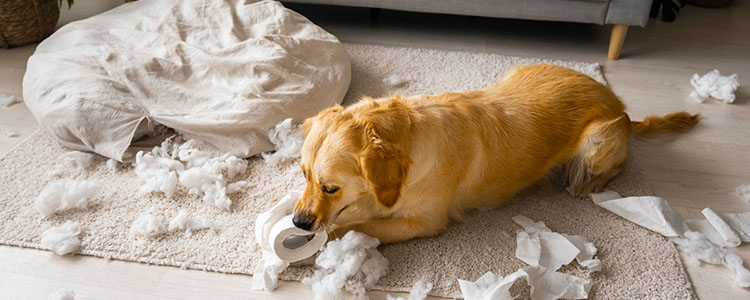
[608,24,629,60]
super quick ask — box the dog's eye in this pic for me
[322,186,340,194]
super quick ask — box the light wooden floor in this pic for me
[2,2,749,299]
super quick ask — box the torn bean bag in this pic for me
[23,0,350,160]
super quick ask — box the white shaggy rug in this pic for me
[0,43,694,299]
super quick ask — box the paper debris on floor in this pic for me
[738,184,750,201]
[671,231,750,288]
[512,215,600,272]
[383,74,411,87]
[47,288,76,300]
[589,190,688,237]
[302,231,389,300]
[590,190,750,288]
[1,126,18,137]
[689,69,740,103]
[167,209,216,236]
[458,265,592,300]
[386,278,433,300]
[253,191,328,291]
[130,207,166,237]
[134,137,248,210]
[0,93,21,106]
[40,221,82,256]
[262,118,304,166]
[35,179,102,217]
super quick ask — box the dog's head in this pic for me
[292,98,412,232]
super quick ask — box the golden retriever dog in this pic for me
[292,64,698,244]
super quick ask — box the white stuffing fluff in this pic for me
[35,179,102,217]
[671,231,750,288]
[383,74,410,87]
[2,126,18,137]
[386,278,433,300]
[0,93,21,106]
[47,288,76,300]
[167,209,216,236]
[61,151,98,170]
[106,158,119,170]
[689,69,740,103]
[40,221,82,256]
[737,184,750,202]
[302,231,389,300]
[262,118,304,166]
[130,207,167,237]
[134,137,248,210]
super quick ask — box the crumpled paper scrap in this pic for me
[458,265,592,300]
[590,190,750,288]
[689,69,740,103]
[512,215,601,272]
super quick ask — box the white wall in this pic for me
[57,0,125,27]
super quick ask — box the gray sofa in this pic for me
[284,0,652,59]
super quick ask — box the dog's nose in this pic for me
[292,213,315,231]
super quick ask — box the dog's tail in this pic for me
[630,112,699,136]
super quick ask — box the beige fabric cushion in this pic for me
[23,0,350,160]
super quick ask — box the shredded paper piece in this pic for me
[512,215,600,272]
[302,231,389,300]
[0,93,21,106]
[262,118,304,166]
[2,126,18,137]
[383,74,411,87]
[130,207,167,237]
[134,137,248,210]
[35,179,102,217]
[40,221,82,256]
[590,190,750,288]
[738,184,750,202]
[458,266,592,300]
[167,209,216,236]
[386,278,433,300]
[689,69,740,103]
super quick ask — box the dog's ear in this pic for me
[358,99,412,208]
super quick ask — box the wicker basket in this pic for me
[0,0,59,49]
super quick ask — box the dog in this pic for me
[292,64,698,244]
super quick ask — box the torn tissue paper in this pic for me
[589,190,688,237]
[590,190,750,288]
[689,69,740,103]
[47,288,76,300]
[0,93,21,106]
[40,220,82,255]
[167,209,216,236]
[671,231,750,288]
[738,184,750,202]
[134,137,248,210]
[130,207,166,237]
[35,179,102,217]
[2,126,18,137]
[386,278,433,300]
[512,215,600,272]
[458,265,592,300]
[302,231,389,300]
[252,191,327,291]
[383,74,410,87]
[262,118,304,166]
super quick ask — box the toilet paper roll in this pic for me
[702,208,741,247]
[268,214,327,262]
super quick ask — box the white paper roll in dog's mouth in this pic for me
[268,214,327,262]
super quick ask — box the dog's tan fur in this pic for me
[294,64,698,244]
